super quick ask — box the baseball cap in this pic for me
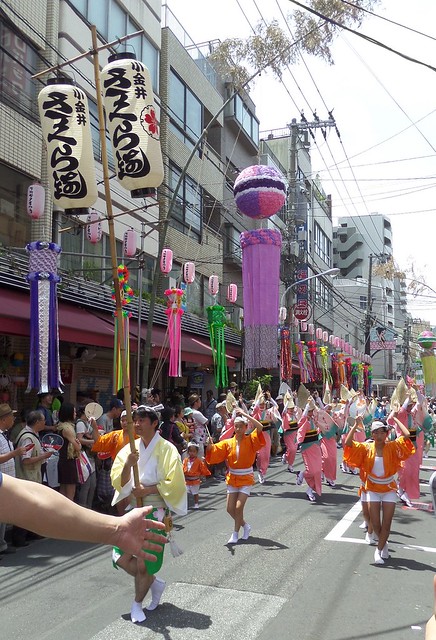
[110,398,124,409]
[184,407,193,416]
[371,420,388,432]
[229,382,238,388]
[0,404,17,419]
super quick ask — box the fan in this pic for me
[73,347,97,362]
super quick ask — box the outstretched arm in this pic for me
[0,474,166,559]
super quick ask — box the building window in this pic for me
[169,70,202,150]
[314,278,333,312]
[359,295,367,310]
[0,163,32,248]
[314,222,332,266]
[0,22,40,122]
[169,164,202,241]
[69,0,159,90]
[232,95,259,145]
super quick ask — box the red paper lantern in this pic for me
[123,229,137,257]
[208,275,219,296]
[27,183,45,220]
[160,248,173,274]
[183,262,195,284]
[86,210,102,244]
[227,283,238,303]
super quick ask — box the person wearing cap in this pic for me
[344,415,415,565]
[0,404,27,555]
[182,441,211,509]
[97,399,124,434]
[111,404,187,623]
[205,408,265,544]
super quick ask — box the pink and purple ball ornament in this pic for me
[417,330,436,350]
[233,165,287,219]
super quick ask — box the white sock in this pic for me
[131,600,146,623]
[242,523,251,540]
[145,577,166,611]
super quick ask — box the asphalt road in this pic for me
[1,453,435,640]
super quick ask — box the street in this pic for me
[1,454,435,640]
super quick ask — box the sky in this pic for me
[168,0,436,326]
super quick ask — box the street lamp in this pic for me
[280,267,340,308]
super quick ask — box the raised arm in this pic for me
[344,416,364,447]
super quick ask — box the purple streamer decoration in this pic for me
[240,229,282,369]
[26,241,63,394]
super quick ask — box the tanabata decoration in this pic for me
[280,327,292,382]
[26,241,63,394]
[295,341,310,383]
[112,265,133,392]
[240,229,282,369]
[101,52,164,198]
[319,346,333,398]
[38,78,97,215]
[233,165,287,219]
[345,357,352,389]
[164,288,184,377]
[417,330,436,395]
[207,304,228,389]
[306,340,321,382]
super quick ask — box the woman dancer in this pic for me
[281,395,301,473]
[344,416,414,564]
[296,399,323,502]
[251,393,280,484]
[205,409,265,544]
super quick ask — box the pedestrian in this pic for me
[344,416,414,564]
[97,398,124,434]
[159,405,186,455]
[203,389,217,423]
[75,405,100,509]
[251,392,280,484]
[111,404,187,624]
[281,396,301,473]
[183,442,211,509]
[296,399,323,502]
[188,394,209,458]
[205,408,265,544]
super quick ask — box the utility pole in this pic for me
[364,254,374,356]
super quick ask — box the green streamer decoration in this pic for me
[207,304,228,389]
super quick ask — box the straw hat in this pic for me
[296,384,311,408]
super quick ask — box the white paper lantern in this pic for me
[227,283,238,303]
[334,337,340,348]
[279,306,287,323]
[323,331,329,343]
[308,323,314,335]
[160,248,173,274]
[38,78,97,213]
[27,183,45,220]
[316,327,322,340]
[208,275,219,296]
[183,262,195,284]
[301,321,308,332]
[329,334,334,345]
[101,52,164,198]
[86,210,102,244]
[123,228,137,257]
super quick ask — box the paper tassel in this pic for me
[207,305,228,389]
[280,327,292,381]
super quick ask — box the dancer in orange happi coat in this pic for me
[205,409,265,544]
[182,441,211,509]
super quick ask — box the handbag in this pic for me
[76,452,92,484]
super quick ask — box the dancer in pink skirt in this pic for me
[281,396,302,473]
[296,399,323,502]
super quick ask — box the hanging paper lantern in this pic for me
[316,327,323,340]
[160,248,173,274]
[279,306,287,323]
[234,165,287,219]
[322,331,328,342]
[27,183,45,220]
[301,321,308,332]
[183,262,195,284]
[86,210,102,245]
[208,275,219,296]
[38,78,97,215]
[240,229,282,368]
[101,52,164,198]
[340,338,345,350]
[308,324,315,335]
[329,334,334,345]
[334,337,340,348]
[123,228,137,257]
[227,283,237,303]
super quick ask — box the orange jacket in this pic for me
[205,430,265,487]
[182,457,211,485]
[344,436,415,493]
[92,430,130,460]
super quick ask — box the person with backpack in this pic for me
[159,406,186,456]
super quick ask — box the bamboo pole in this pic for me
[90,26,141,500]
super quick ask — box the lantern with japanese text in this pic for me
[86,210,102,245]
[183,262,195,284]
[38,78,97,215]
[27,183,45,220]
[208,275,219,296]
[160,248,173,274]
[227,283,237,303]
[101,52,164,198]
[123,229,137,257]
[316,327,322,340]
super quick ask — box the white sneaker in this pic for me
[374,548,384,565]
[145,577,166,611]
[242,523,252,540]
[352,468,359,475]
[131,600,146,623]
[359,521,368,530]
[306,487,316,502]
[281,454,287,464]
[287,464,294,473]
[258,472,265,484]
[326,479,336,487]
[193,504,199,509]
[227,532,239,545]
[365,532,376,545]
[400,492,413,508]
[381,543,389,560]
[296,470,304,486]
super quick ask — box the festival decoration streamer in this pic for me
[417,331,436,396]
[319,346,333,390]
[280,327,292,382]
[345,357,352,389]
[112,265,133,392]
[295,341,309,383]
[164,287,184,377]
[26,241,63,394]
[351,362,359,391]
[207,304,228,389]
[307,340,321,382]
[357,362,364,390]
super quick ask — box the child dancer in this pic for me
[183,442,211,509]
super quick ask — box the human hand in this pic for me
[131,483,155,498]
[113,505,167,560]
[15,445,29,457]
[42,451,53,459]
[126,451,139,468]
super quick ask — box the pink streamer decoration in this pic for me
[165,288,184,377]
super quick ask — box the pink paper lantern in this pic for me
[227,283,238,303]
[208,275,219,296]
[86,210,102,244]
[334,337,340,348]
[308,323,314,335]
[316,327,323,340]
[183,262,195,284]
[301,321,308,332]
[160,248,173,274]
[329,334,334,345]
[123,229,137,257]
[340,338,345,350]
[27,183,45,220]
[323,331,328,343]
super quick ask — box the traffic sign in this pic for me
[293,303,312,321]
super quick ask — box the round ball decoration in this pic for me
[233,165,287,219]
[417,330,436,350]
